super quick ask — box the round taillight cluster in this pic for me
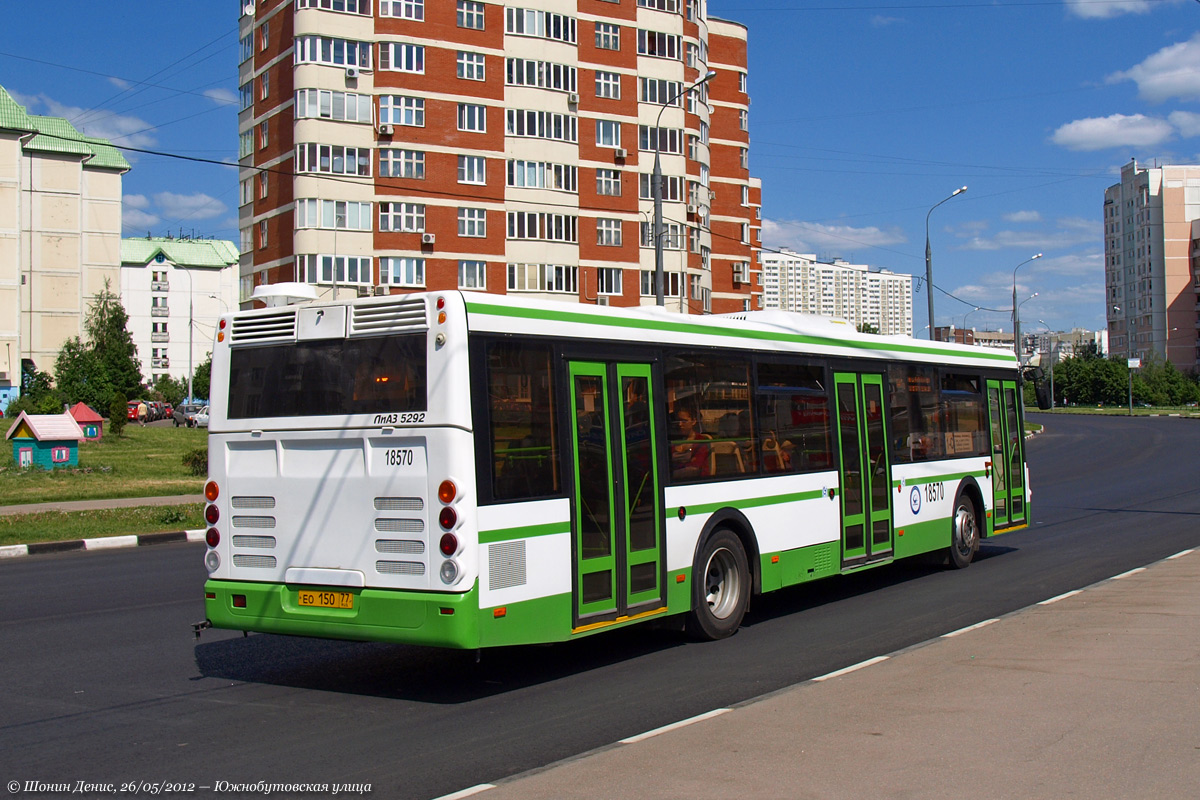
[439,533,458,556]
[205,528,220,547]
[204,481,221,574]
[437,477,463,585]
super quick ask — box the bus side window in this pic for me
[486,341,560,500]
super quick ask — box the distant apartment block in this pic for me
[1104,159,1200,369]
[237,0,760,314]
[0,86,130,408]
[759,249,913,335]
[120,237,239,389]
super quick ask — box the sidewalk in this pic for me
[0,494,202,516]
[461,548,1200,800]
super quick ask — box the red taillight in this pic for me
[232,594,247,608]
[438,480,457,504]
[440,532,458,556]
[439,507,457,530]
[205,528,220,547]
[219,317,227,330]
[205,481,219,501]
[436,296,446,310]
[205,505,219,525]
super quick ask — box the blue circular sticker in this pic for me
[909,486,922,515]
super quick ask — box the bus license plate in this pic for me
[298,589,354,609]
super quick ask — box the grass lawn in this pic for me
[0,504,204,547]
[0,418,207,505]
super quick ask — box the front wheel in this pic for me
[948,493,979,569]
[685,529,750,640]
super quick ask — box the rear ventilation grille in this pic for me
[489,540,527,590]
[375,497,423,511]
[376,539,425,555]
[232,515,276,529]
[351,298,428,336]
[375,518,424,533]
[232,496,276,509]
[376,560,425,576]
[229,310,297,344]
[233,554,277,569]
[232,535,277,549]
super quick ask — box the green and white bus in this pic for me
[200,291,1029,647]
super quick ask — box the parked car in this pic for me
[148,401,163,421]
[194,406,210,428]
[173,403,201,427]
[127,401,140,421]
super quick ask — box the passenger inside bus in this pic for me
[670,408,710,480]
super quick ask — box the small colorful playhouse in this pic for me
[5,412,85,469]
[68,402,105,441]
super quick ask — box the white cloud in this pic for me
[1003,210,1042,223]
[1064,0,1181,19]
[762,218,906,254]
[107,77,131,90]
[123,194,150,210]
[153,191,227,221]
[956,217,1098,251]
[203,88,238,106]
[1108,33,1200,103]
[869,15,904,27]
[122,208,160,232]
[1170,111,1200,139]
[1051,113,1174,151]
[19,93,156,149]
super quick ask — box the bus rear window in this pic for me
[227,334,426,419]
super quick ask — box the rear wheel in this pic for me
[685,529,750,640]
[948,493,979,569]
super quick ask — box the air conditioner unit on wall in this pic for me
[686,204,697,215]
[357,286,371,298]
[379,124,394,136]
[421,233,436,245]
[567,93,580,105]
[614,148,628,159]
[374,285,389,296]
[345,66,360,79]
[597,295,609,306]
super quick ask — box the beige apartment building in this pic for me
[1104,159,1200,369]
[759,248,913,335]
[237,0,760,313]
[0,86,129,408]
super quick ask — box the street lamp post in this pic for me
[181,266,194,404]
[654,69,716,307]
[1011,253,1042,360]
[924,186,967,338]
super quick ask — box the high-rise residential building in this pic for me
[1103,159,1200,369]
[120,237,240,391]
[237,0,759,314]
[759,249,913,336]
[0,86,130,407]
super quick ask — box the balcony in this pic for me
[151,281,170,292]
[152,358,170,369]
[151,332,169,343]
[150,307,169,317]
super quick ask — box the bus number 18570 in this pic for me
[385,448,415,467]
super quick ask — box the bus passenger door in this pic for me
[567,361,664,627]
[986,379,1025,528]
[834,373,894,565]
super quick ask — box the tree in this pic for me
[109,392,128,437]
[54,336,112,412]
[153,374,187,408]
[857,322,880,334]
[84,280,143,405]
[190,352,212,402]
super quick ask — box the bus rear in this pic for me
[201,292,482,648]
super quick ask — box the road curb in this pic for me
[0,529,205,559]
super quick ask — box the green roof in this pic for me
[0,85,131,171]
[121,237,240,269]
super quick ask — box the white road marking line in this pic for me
[1038,589,1083,605]
[84,535,138,550]
[942,618,999,638]
[1167,549,1195,560]
[0,545,28,559]
[1111,567,1146,580]
[619,708,731,744]
[813,655,889,682]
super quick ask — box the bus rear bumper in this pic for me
[203,579,481,649]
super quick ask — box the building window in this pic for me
[457,0,485,29]
[506,109,578,143]
[506,58,578,92]
[457,51,485,80]
[259,72,270,99]
[379,0,424,19]
[295,199,372,230]
[596,218,622,247]
[296,144,371,176]
[739,109,749,131]
[595,71,621,100]
[379,202,425,232]
[295,89,372,122]
[597,267,622,295]
[639,126,682,154]
[595,119,621,148]
[258,173,268,199]
[637,0,680,11]
[596,168,621,196]
[458,103,487,132]
[51,447,70,464]
[380,257,425,287]
[294,36,371,68]
[507,160,578,192]
[240,33,253,63]
[507,212,579,243]
[298,0,370,13]
[640,221,683,249]
[595,22,620,50]
[259,122,269,150]
[259,220,268,249]
[740,147,749,170]
[298,254,372,286]
[379,42,425,73]
[637,30,681,60]
[639,174,682,201]
[458,207,487,238]
[639,78,682,106]
[259,21,269,50]
[379,95,425,127]
[239,82,253,110]
[458,155,486,184]
[506,8,577,43]
[459,260,487,289]
[739,72,748,93]
[379,148,425,178]
[640,271,681,297]
[508,263,578,293]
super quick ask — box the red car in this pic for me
[127,401,139,420]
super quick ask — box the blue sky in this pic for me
[3,1,1198,335]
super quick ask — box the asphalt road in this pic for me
[2,413,1198,799]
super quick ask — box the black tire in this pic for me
[685,528,750,640]
[948,491,980,570]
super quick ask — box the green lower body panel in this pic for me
[205,579,482,649]
[477,592,573,647]
[894,517,950,560]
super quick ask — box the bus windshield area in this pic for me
[226,333,427,419]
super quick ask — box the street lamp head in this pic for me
[1032,253,1043,260]
[953,186,967,196]
[701,69,717,83]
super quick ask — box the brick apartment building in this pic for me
[237,0,760,313]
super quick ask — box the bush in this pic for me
[109,393,128,437]
[182,447,208,477]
